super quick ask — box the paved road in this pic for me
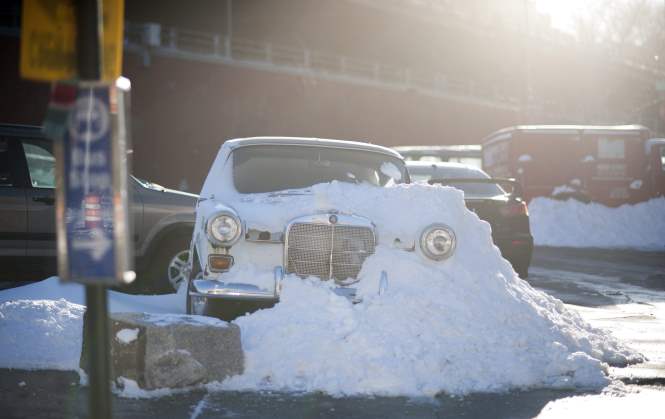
[529,247,665,384]
[1,247,664,418]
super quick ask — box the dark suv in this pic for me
[0,124,197,292]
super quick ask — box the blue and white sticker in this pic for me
[63,85,116,281]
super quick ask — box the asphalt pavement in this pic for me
[1,247,664,418]
[529,247,665,385]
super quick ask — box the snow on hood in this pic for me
[211,181,477,246]
[529,197,665,250]
[0,182,643,397]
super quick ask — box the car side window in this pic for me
[21,139,55,189]
[0,139,15,187]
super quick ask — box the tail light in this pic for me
[500,201,529,217]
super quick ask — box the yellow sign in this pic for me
[20,0,124,82]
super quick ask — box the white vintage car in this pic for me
[185,137,457,319]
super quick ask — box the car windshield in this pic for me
[408,165,505,198]
[233,145,408,194]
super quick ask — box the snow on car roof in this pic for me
[406,161,490,179]
[224,137,403,159]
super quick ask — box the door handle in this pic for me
[32,196,55,205]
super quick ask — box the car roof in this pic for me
[0,123,44,138]
[392,144,481,158]
[406,161,490,179]
[223,137,404,160]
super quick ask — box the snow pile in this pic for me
[0,279,187,370]
[529,197,665,250]
[222,248,637,396]
[0,182,643,397]
[0,299,84,370]
[211,182,639,396]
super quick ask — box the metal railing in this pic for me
[124,22,522,110]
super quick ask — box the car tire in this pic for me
[146,233,192,294]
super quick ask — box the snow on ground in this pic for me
[529,197,665,250]
[0,182,644,397]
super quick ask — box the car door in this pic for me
[0,137,28,263]
[19,138,57,269]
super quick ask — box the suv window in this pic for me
[22,140,55,188]
[0,139,16,187]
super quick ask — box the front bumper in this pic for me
[188,266,283,319]
[188,267,388,320]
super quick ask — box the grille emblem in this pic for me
[329,214,338,224]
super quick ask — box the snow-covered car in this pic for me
[186,137,461,319]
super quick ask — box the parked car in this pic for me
[186,137,466,320]
[407,161,533,278]
[0,123,197,292]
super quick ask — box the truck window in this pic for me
[598,137,625,159]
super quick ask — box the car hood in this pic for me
[200,182,468,248]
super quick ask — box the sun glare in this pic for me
[535,0,591,32]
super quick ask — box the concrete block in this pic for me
[80,312,243,389]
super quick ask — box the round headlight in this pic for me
[420,224,456,260]
[206,212,242,246]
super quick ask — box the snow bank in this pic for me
[0,278,187,370]
[529,197,665,250]
[222,247,637,396]
[0,182,643,397]
[213,182,639,396]
[0,299,84,370]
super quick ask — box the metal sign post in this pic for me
[51,2,130,419]
[21,1,129,417]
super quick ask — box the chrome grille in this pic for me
[286,221,375,282]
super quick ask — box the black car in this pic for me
[0,123,197,292]
[407,161,533,277]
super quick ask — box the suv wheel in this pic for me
[146,234,191,293]
[167,249,190,291]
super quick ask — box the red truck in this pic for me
[482,125,665,207]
